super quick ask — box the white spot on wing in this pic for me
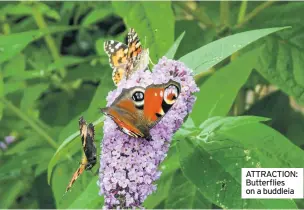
[115,43,122,49]
[160,90,163,97]
[132,34,137,41]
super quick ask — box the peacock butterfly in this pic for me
[100,80,181,140]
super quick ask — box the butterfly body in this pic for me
[101,80,181,139]
[104,28,149,86]
[64,117,97,195]
[79,118,97,170]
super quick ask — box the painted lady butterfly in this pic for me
[104,28,150,86]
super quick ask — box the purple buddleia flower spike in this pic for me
[99,57,199,209]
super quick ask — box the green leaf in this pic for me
[68,176,103,208]
[21,84,49,111]
[82,7,112,26]
[178,116,302,208]
[51,162,83,208]
[64,63,107,82]
[3,54,26,78]
[112,2,175,61]
[165,31,185,59]
[191,47,261,126]
[0,2,61,20]
[196,116,269,139]
[5,134,44,155]
[257,35,304,104]
[244,91,293,139]
[0,71,3,120]
[8,56,92,81]
[3,80,26,95]
[0,148,54,177]
[245,4,304,104]
[0,26,79,65]
[1,180,25,208]
[48,56,91,72]
[34,159,50,177]
[222,122,304,168]
[179,27,290,74]
[165,169,212,209]
[174,20,216,59]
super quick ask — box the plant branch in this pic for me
[235,1,277,28]
[174,2,215,28]
[220,1,230,27]
[32,6,66,78]
[0,15,11,35]
[0,98,58,149]
[237,0,248,24]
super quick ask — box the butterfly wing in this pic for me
[84,123,97,170]
[143,80,181,129]
[100,80,181,139]
[127,28,143,59]
[104,40,128,85]
[112,67,126,86]
[101,107,145,138]
[64,156,88,194]
[79,116,88,148]
[79,117,97,170]
[100,87,147,138]
[63,117,97,197]
[125,28,146,78]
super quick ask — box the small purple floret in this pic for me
[4,136,16,145]
[99,57,199,208]
[0,141,7,150]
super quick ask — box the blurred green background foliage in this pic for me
[0,1,303,209]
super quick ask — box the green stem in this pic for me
[174,2,215,28]
[220,1,230,26]
[32,6,66,78]
[231,0,248,61]
[235,1,276,28]
[0,15,10,35]
[237,0,248,24]
[0,98,58,149]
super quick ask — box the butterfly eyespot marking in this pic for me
[131,88,145,108]
[132,91,144,102]
[164,84,180,105]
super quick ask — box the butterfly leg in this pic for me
[145,135,153,141]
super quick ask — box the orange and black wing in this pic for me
[126,28,143,78]
[104,40,129,86]
[100,80,181,139]
[64,156,88,195]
